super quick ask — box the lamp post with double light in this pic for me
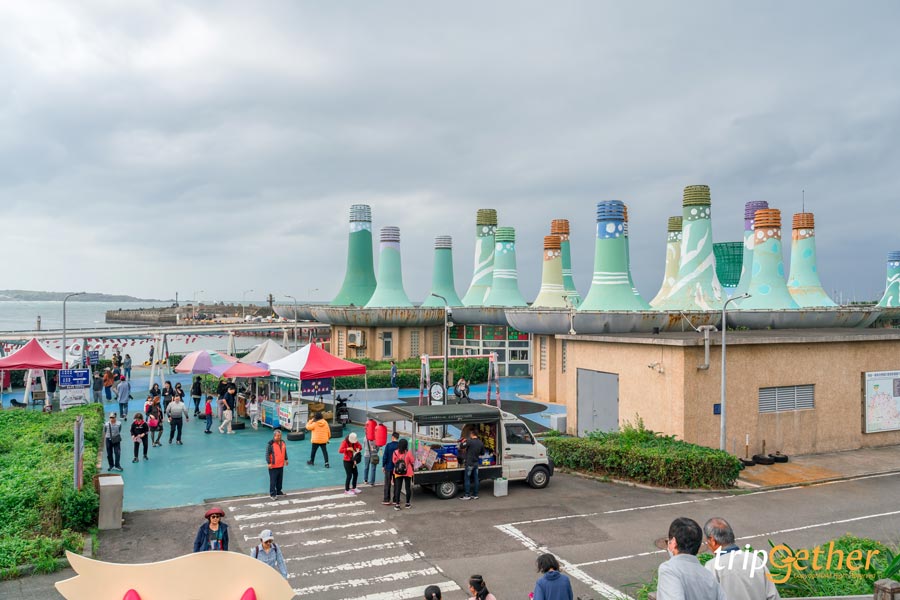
[285,295,298,350]
[61,292,85,370]
[720,293,750,451]
[430,293,451,400]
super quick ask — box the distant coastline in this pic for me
[0,290,163,303]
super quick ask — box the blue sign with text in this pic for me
[59,369,91,388]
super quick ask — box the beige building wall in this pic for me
[541,332,900,456]
[330,325,444,362]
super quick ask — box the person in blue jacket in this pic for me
[193,507,229,552]
[381,431,400,505]
[533,553,573,600]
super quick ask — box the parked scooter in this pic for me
[335,393,353,426]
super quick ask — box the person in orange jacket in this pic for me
[305,412,331,468]
[266,429,288,500]
[102,368,115,401]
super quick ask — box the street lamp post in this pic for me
[720,293,750,451]
[285,295,298,350]
[242,289,254,320]
[62,292,86,370]
[193,290,204,321]
[430,294,450,400]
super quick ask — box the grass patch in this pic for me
[0,405,102,575]
[544,418,741,489]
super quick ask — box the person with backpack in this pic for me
[363,434,380,486]
[391,438,415,510]
[130,412,150,462]
[190,376,203,417]
[339,432,363,496]
[381,432,400,505]
[266,429,288,499]
[116,375,131,420]
[146,396,164,447]
[251,529,287,578]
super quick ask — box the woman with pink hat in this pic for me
[193,507,229,552]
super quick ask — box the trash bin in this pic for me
[98,475,124,530]
[493,477,508,497]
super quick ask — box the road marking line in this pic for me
[292,567,441,595]
[299,551,425,576]
[233,501,365,521]
[573,509,900,567]
[495,523,631,600]
[338,580,461,600]
[301,539,332,546]
[242,492,355,508]
[346,528,398,540]
[280,519,386,536]
[287,540,412,562]
[218,486,344,505]
[238,509,375,531]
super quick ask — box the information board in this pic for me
[59,369,91,388]
[864,370,900,433]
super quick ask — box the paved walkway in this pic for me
[737,444,900,488]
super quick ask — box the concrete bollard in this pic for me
[875,579,900,600]
[98,475,124,530]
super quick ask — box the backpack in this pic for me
[393,452,408,475]
[252,542,277,559]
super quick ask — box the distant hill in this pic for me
[0,290,163,302]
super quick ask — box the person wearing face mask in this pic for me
[251,529,287,578]
[657,517,726,600]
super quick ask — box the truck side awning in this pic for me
[376,404,502,425]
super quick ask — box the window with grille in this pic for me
[561,340,567,373]
[758,384,814,413]
[432,330,441,356]
[410,330,420,357]
[337,331,345,356]
[539,336,547,370]
[382,332,393,358]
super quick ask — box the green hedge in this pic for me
[0,405,102,576]
[336,358,489,389]
[544,420,741,489]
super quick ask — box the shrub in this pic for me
[544,418,741,489]
[0,405,102,574]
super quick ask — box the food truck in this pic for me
[376,404,553,499]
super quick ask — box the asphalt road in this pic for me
[6,471,900,600]
[220,470,900,600]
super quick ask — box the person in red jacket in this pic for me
[203,395,214,434]
[266,429,288,500]
[392,438,415,510]
[339,432,363,496]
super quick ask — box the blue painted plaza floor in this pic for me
[3,370,565,512]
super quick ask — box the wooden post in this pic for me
[875,579,900,600]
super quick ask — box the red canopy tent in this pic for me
[267,344,368,417]
[0,338,63,370]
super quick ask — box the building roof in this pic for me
[558,327,900,347]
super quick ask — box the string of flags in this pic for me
[1,334,231,355]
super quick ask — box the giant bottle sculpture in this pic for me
[364,226,413,308]
[484,227,528,307]
[658,185,724,310]
[623,205,643,300]
[331,204,377,306]
[650,216,683,307]
[876,251,900,308]
[551,219,582,307]
[579,200,651,311]
[733,201,769,298]
[462,209,497,306]
[421,235,463,307]
[787,212,837,307]
[738,208,799,309]
[532,235,568,308]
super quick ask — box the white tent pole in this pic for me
[364,373,369,416]
[24,368,33,406]
[148,335,158,391]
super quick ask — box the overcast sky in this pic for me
[2,1,898,304]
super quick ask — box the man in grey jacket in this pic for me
[657,517,727,600]
[115,375,131,420]
[705,518,780,600]
[103,412,123,472]
[166,393,190,445]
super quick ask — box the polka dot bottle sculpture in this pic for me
[733,201,769,298]
[657,185,724,310]
[462,209,498,306]
[331,204,377,306]
[579,200,651,311]
[787,212,837,307]
[738,208,800,310]
[650,216,682,307]
[484,226,528,307]
[532,235,568,308]
[876,251,900,308]
[421,236,463,307]
[364,226,413,308]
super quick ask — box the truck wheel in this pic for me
[528,466,550,489]
[434,481,458,500]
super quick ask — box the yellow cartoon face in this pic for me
[56,551,295,600]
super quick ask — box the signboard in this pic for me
[88,351,100,365]
[864,370,900,433]
[60,388,89,410]
[277,403,309,432]
[429,382,445,404]
[60,369,91,388]
[300,378,331,397]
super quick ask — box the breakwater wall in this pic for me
[106,304,262,325]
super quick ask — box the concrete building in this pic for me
[532,328,900,456]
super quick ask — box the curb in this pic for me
[0,533,91,580]
[736,467,900,492]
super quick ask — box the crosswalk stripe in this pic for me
[287,540,412,562]
[233,501,365,521]
[280,519,386,536]
[298,552,424,577]
[345,528,397,540]
[293,567,441,596]
[337,580,461,600]
[238,509,375,532]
